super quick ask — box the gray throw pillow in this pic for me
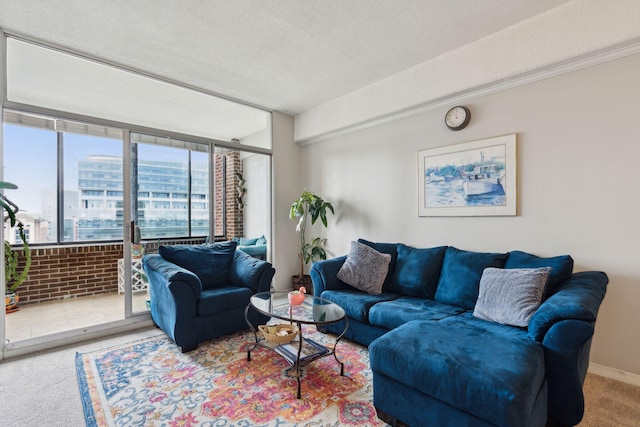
[473,267,551,327]
[337,241,391,295]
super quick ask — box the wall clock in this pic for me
[444,106,471,131]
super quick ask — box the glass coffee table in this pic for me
[244,291,349,399]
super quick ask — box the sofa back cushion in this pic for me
[504,250,573,297]
[388,244,447,298]
[357,238,398,290]
[159,241,238,290]
[434,247,509,309]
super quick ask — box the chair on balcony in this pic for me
[142,241,275,352]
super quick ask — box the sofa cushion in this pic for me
[357,239,398,290]
[159,241,238,290]
[434,247,509,310]
[369,317,545,427]
[337,241,391,294]
[320,289,398,322]
[505,250,574,297]
[388,244,447,298]
[197,286,253,316]
[368,297,465,330]
[473,267,551,327]
[233,236,259,246]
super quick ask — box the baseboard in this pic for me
[589,362,640,387]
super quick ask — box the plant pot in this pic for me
[5,291,20,313]
[291,275,313,295]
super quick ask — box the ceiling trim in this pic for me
[296,37,640,146]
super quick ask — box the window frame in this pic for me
[3,109,272,246]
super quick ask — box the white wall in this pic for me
[300,52,640,376]
[271,112,302,291]
[242,152,269,239]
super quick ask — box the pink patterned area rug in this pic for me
[76,328,385,426]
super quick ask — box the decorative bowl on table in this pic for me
[258,324,298,344]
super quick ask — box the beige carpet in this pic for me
[579,373,640,426]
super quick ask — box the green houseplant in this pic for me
[2,181,31,312]
[289,190,334,287]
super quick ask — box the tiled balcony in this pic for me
[5,291,149,342]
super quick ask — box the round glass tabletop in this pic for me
[249,291,346,325]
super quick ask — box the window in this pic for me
[66,133,123,242]
[15,227,28,244]
[3,123,58,243]
[132,133,210,239]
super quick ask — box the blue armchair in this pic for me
[143,241,274,352]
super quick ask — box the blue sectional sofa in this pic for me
[143,241,275,352]
[310,239,608,427]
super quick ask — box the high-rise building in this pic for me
[74,155,209,241]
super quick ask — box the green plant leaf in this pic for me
[290,190,334,276]
[0,181,18,190]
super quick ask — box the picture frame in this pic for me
[418,134,516,217]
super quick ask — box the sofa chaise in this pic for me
[310,239,608,427]
[143,241,275,352]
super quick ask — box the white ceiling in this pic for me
[0,0,574,116]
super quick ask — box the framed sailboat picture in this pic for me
[418,134,516,216]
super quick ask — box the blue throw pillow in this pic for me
[256,235,267,245]
[357,239,399,290]
[388,244,447,299]
[504,250,574,297]
[159,241,238,289]
[234,237,259,246]
[434,247,509,310]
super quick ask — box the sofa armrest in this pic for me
[528,271,608,425]
[310,256,350,296]
[143,254,202,298]
[229,249,275,293]
[142,254,203,350]
[528,271,608,342]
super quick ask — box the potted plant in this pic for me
[289,190,334,290]
[1,181,31,313]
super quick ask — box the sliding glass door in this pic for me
[2,112,127,343]
[1,32,272,357]
[127,134,211,313]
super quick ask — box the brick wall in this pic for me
[226,151,244,239]
[213,151,244,239]
[10,244,123,305]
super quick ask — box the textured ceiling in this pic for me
[0,0,574,115]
